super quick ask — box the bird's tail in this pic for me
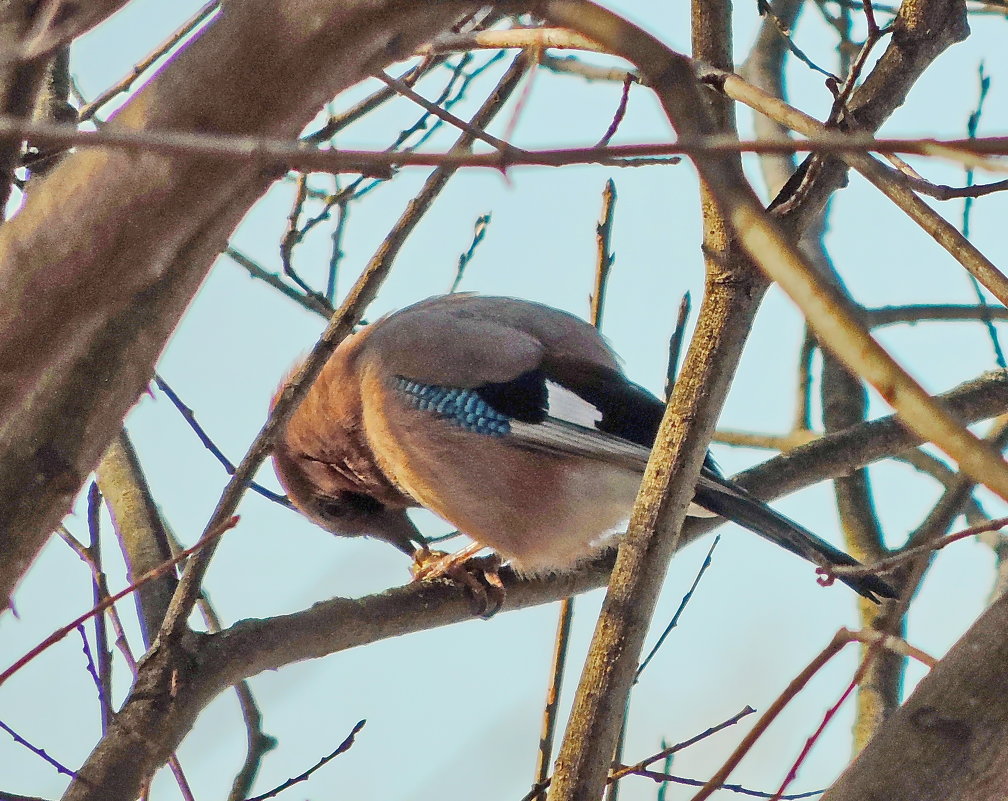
[694,480,897,603]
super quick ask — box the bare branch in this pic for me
[0,715,75,780]
[822,589,1008,800]
[96,431,179,644]
[38,368,1008,800]
[76,1,220,123]
[0,0,481,609]
[4,110,1008,173]
[590,178,616,326]
[244,720,365,801]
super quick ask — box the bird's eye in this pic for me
[316,492,383,519]
[342,492,384,514]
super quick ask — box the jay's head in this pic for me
[270,354,420,555]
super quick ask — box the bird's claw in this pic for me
[411,546,505,618]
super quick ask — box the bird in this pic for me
[272,293,895,602]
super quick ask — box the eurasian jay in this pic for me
[273,294,895,602]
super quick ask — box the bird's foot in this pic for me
[411,544,505,618]
[410,541,485,580]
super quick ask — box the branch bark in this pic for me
[0,1,58,210]
[0,0,478,607]
[543,1,765,796]
[53,369,1008,800]
[822,586,1008,801]
[96,431,177,647]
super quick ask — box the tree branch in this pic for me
[822,586,1008,801]
[53,369,1008,801]
[0,0,480,608]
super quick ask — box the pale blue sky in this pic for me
[3,3,1007,800]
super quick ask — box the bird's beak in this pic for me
[373,509,426,557]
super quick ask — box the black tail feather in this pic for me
[694,481,897,603]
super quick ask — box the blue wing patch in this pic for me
[395,377,511,436]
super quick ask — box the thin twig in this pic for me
[610,705,755,781]
[532,598,576,801]
[656,739,673,801]
[244,720,365,801]
[327,176,349,303]
[225,247,332,319]
[77,1,220,122]
[590,179,617,325]
[153,374,292,507]
[75,624,108,722]
[86,482,114,731]
[0,517,237,686]
[8,108,1008,170]
[634,535,720,682]
[960,65,1006,369]
[0,719,75,779]
[303,56,443,144]
[624,771,822,799]
[278,172,325,299]
[829,515,1008,579]
[665,293,692,400]
[824,7,890,126]
[449,212,491,293]
[888,170,1008,200]
[595,75,633,148]
[760,3,842,80]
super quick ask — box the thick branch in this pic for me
[95,431,177,646]
[822,587,1008,801]
[54,370,1008,800]
[544,2,761,798]
[0,2,55,211]
[0,0,478,607]
[773,0,971,228]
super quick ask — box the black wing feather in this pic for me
[475,368,549,423]
[468,355,896,602]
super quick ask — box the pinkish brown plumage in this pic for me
[272,294,895,600]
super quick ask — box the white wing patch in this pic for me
[546,381,603,428]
